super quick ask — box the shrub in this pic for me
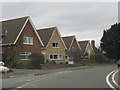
[80,59,86,66]
[89,54,110,63]
[60,62,63,64]
[2,46,18,68]
[15,62,26,69]
[29,53,45,69]
[51,60,56,64]
[45,60,56,64]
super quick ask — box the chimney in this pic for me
[91,40,95,47]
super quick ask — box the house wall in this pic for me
[42,30,66,64]
[68,38,81,63]
[15,20,42,64]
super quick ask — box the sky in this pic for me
[1,1,118,47]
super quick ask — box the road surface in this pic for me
[1,65,119,89]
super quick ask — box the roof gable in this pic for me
[78,40,89,54]
[62,36,74,50]
[37,27,67,49]
[37,27,56,47]
[0,16,28,45]
[0,16,44,46]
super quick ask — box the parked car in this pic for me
[117,60,120,67]
[0,61,10,73]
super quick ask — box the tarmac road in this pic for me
[1,64,119,89]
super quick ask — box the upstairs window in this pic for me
[52,42,59,48]
[23,36,33,45]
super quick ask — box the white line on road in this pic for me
[27,80,31,82]
[68,71,72,72]
[17,70,72,88]
[17,77,47,88]
[106,69,119,90]
[112,69,120,88]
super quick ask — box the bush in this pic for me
[89,54,110,63]
[80,59,86,66]
[90,54,102,63]
[2,46,18,68]
[14,62,26,69]
[60,62,63,64]
[45,60,56,64]
[51,60,56,64]
[29,53,45,69]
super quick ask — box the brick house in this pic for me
[78,40,95,59]
[62,35,81,63]
[0,16,44,64]
[37,27,67,64]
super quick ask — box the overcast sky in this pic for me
[1,2,118,47]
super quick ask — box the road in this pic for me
[1,65,119,89]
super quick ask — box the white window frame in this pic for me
[20,52,31,60]
[52,42,59,48]
[49,54,62,60]
[23,36,33,45]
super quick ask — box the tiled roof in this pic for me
[37,27,56,47]
[0,16,28,45]
[62,36,74,49]
[78,40,89,55]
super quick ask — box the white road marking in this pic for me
[68,71,72,72]
[27,80,31,82]
[106,69,118,90]
[112,69,120,88]
[17,77,47,88]
[17,70,72,88]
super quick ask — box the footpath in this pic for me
[1,63,116,79]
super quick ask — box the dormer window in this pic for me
[52,42,59,48]
[23,36,33,45]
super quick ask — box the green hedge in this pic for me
[83,54,110,63]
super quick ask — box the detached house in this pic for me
[37,27,67,64]
[62,35,81,63]
[0,16,43,63]
[78,40,95,59]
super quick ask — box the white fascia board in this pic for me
[68,36,75,51]
[56,28,67,50]
[46,29,56,49]
[13,18,29,45]
[28,16,44,47]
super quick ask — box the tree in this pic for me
[2,46,18,67]
[29,53,45,69]
[100,23,120,61]
[68,46,81,63]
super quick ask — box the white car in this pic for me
[0,61,9,73]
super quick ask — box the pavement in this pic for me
[1,63,116,79]
[1,65,92,78]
